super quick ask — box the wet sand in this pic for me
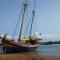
[0,52,60,60]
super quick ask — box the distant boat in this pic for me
[0,0,42,53]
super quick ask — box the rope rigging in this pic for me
[13,5,24,39]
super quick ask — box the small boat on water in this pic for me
[0,0,42,53]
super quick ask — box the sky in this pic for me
[36,0,60,35]
[0,0,60,41]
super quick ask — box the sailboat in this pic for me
[1,0,41,53]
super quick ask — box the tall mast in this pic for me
[18,1,28,42]
[29,2,35,37]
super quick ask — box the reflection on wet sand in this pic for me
[0,50,60,60]
[0,52,46,60]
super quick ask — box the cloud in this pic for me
[41,34,60,42]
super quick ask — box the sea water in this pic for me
[37,44,60,56]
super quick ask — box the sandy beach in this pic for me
[0,52,60,60]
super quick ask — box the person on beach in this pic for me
[2,34,8,53]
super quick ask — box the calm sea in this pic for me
[37,44,60,56]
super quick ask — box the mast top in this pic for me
[23,0,28,5]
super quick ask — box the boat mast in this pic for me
[18,1,28,42]
[29,2,35,37]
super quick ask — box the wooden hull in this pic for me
[3,47,37,53]
[2,39,38,53]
